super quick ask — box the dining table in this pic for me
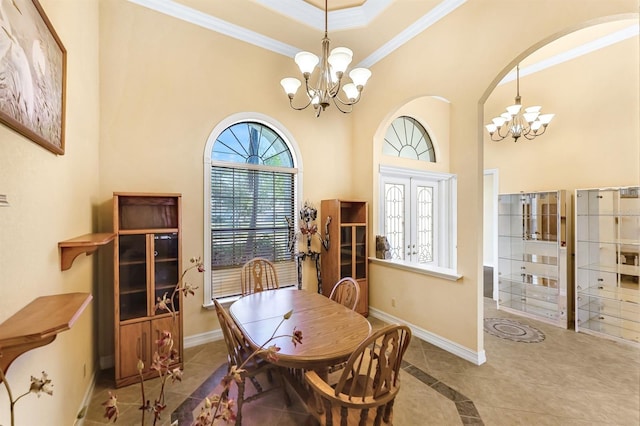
[229,288,372,371]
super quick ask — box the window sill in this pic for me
[369,257,463,281]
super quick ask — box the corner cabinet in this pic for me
[497,190,572,328]
[575,187,639,345]
[320,200,368,316]
[113,192,183,387]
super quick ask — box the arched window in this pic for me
[205,119,299,302]
[383,116,436,162]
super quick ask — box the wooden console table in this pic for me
[0,293,92,381]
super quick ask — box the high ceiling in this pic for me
[130,0,638,78]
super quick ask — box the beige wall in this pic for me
[0,0,100,423]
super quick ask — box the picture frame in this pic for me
[0,0,66,155]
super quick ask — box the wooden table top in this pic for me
[229,290,371,370]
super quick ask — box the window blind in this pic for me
[210,166,296,298]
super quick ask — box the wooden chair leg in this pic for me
[360,408,370,426]
[235,379,245,426]
[275,367,291,406]
[383,398,395,423]
[324,398,333,426]
[340,405,349,426]
[374,405,384,426]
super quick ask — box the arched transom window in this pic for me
[383,116,436,162]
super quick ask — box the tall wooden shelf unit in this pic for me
[113,192,182,387]
[575,186,639,345]
[320,200,368,316]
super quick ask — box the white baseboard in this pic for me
[73,369,98,426]
[369,307,486,365]
[100,354,114,370]
[99,329,224,370]
[184,329,223,348]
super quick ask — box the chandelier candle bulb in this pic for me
[485,64,554,142]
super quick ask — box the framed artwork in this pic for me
[0,0,66,154]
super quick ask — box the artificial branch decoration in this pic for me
[193,310,303,425]
[102,256,204,425]
[0,367,54,426]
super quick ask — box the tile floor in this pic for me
[81,299,640,425]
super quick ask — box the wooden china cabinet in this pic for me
[113,192,182,387]
[320,199,369,316]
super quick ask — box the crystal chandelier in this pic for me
[280,0,371,117]
[485,65,554,142]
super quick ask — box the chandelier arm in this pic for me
[331,97,353,114]
[494,124,512,140]
[287,96,314,111]
[332,91,361,107]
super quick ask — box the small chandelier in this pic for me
[280,0,371,117]
[485,65,554,142]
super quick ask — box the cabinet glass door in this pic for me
[340,226,352,278]
[119,234,148,321]
[153,233,180,314]
[354,225,367,279]
[525,192,558,242]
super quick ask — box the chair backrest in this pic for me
[334,324,412,402]
[214,299,250,368]
[241,257,279,296]
[328,277,360,311]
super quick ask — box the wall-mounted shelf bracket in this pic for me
[0,292,92,381]
[58,233,116,271]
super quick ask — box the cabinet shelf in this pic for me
[0,293,92,379]
[58,233,116,271]
[577,263,640,276]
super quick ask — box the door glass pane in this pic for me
[384,183,404,260]
[415,185,433,263]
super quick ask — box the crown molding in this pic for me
[499,24,639,85]
[128,0,299,57]
[358,0,467,68]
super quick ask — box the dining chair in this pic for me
[240,257,279,296]
[213,299,290,425]
[305,324,412,426]
[328,277,360,311]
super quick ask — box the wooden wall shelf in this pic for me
[0,292,92,381]
[58,233,116,271]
